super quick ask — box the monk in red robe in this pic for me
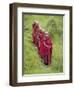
[32,21,40,46]
[43,32,53,65]
[32,21,39,45]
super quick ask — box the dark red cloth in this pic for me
[39,38,45,57]
[43,35,53,65]
[32,23,40,46]
[37,30,44,49]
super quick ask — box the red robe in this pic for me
[38,33,46,59]
[32,25,38,45]
[43,36,53,65]
[37,30,44,49]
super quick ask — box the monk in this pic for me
[43,32,53,65]
[32,21,40,46]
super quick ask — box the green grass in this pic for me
[23,14,63,74]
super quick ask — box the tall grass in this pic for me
[23,14,63,74]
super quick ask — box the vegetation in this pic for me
[23,14,63,74]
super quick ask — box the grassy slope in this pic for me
[23,14,63,74]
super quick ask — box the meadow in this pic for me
[23,14,63,74]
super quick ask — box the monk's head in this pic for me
[45,32,49,36]
[44,32,49,40]
[32,21,36,28]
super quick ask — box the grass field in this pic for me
[23,14,63,74]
